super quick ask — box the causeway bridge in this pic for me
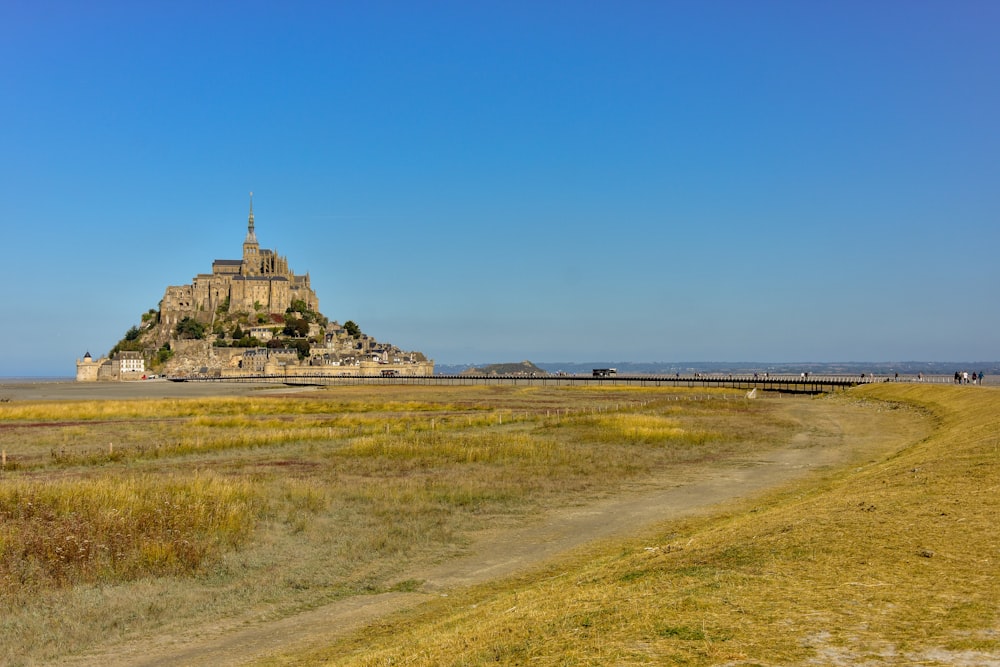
[168,373,914,394]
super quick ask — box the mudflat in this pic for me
[0,380,308,401]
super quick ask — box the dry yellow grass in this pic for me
[0,474,260,598]
[1,384,798,665]
[301,385,1000,666]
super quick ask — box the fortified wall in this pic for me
[78,196,432,381]
[75,351,146,381]
[160,197,318,329]
[161,337,434,379]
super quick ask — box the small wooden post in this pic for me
[2,450,6,468]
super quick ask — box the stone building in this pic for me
[160,195,319,328]
[77,195,433,381]
[238,347,298,373]
[76,350,145,382]
[76,352,101,381]
[115,351,145,378]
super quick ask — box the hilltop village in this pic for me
[77,198,432,381]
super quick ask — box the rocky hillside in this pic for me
[103,299,424,376]
[459,360,547,376]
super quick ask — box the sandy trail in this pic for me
[54,396,926,666]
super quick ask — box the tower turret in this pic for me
[245,191,257,244]
[242,191,260,274]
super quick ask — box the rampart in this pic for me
[79,197,431,380]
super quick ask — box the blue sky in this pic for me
[1,1,997,376]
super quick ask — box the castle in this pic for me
[159,194,319,329]
[78,196,432,381]
[75,350,145,382]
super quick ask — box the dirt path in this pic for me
[55,396,929,666]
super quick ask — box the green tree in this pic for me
[287,300,320,323]
[232,325,245,341]
[235,335,260,348]
[287,299,309,315]
[124,325,141,342]
[176,317,206,340]
[344,320,361,338]
[292,339,311,360]
[283,317,310,338]
[155,345,173,365]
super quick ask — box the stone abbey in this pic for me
[77,196,432,381]
[159,195,319,329]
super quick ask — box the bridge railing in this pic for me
[168,373,920,393]
[168,372,978,393]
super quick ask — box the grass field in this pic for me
[0,384,802,666]
[4,383,993,665]
[276,384,1000,666]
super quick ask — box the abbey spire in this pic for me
[245,191,257,244]
[242,191,260,271]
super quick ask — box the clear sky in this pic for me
[1,1,997,376]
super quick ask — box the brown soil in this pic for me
[0,380,300,402]
[52,395,928,666]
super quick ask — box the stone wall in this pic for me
[219,359,434,379]
[159,213,318,328]
[162,340,245,377]
[82,205,428,382]
[75,356,103,382]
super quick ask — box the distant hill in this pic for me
[437,361,1000,377]
[458,360,547,376]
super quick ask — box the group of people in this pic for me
[954,371,985,385]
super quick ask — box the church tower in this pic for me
[162,194,319,323]
[242,192,259,276]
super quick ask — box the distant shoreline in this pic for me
[437,361,1000,377]
[8,360,999,383]
[0,380,300,401]
[1,372,991,402]
[0,377,75,383]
